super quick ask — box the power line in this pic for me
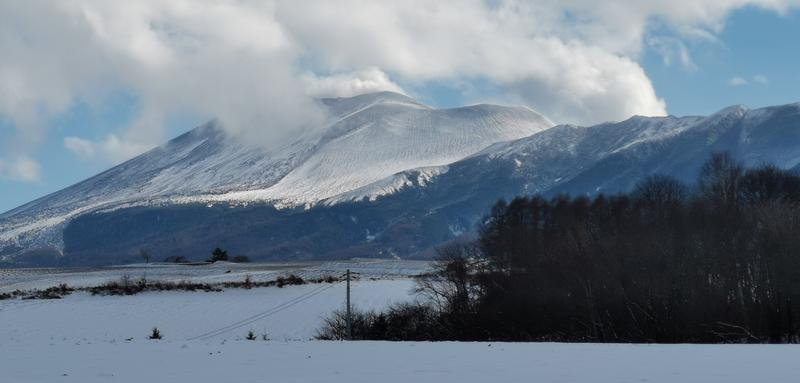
[187,283,336,341]
[190,284,333,340]
[189,284,331,340]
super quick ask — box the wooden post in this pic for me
[346,269,352,340]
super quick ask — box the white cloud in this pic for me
[1,0,799,171]
[729,74,770,87]
[0,156,41,182]
[729,76,749,86]
[274,0,799,123]
[63,137,96,158]
[303,68,404,98]
[276,0,667,124]
[753,74,769,85]
[0,0,328,164]
[647,36,697,71]
[65,135,155,164]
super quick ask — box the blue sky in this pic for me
[642,7,800,116]
[1,4,799,214]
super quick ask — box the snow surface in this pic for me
[2,263,799,382]
[0,280,417,342]
[2,287,799,382]
[4,340,800,383]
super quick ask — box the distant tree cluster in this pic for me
[320,153,800,343]
[208,248,228,262]
[206,248,250,263]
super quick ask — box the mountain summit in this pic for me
[0,92,553,265]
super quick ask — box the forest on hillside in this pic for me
[320,153,800,343]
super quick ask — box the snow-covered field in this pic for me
[1,280,416,342]
[2,261,799,382]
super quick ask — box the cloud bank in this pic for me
[1,0,799,179]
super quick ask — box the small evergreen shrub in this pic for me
[149,327,162,340]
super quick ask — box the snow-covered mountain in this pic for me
[0,92,553,264]
[2,94,799,266]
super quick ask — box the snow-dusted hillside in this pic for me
[439,102,800,199]
[0,92,552,259]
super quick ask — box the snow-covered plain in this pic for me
[1,261,426,344]
[0,296,800,383]
[1,279,417,342]
[4,318,800,382]
[2,261,799,382]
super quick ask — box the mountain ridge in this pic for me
[2,94,800,266]
[0,92,553,262]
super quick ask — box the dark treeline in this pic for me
[319,153,800,343]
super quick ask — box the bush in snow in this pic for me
[149,327,162,340]
[243,275,253,289]
[316,303,443,341]
[88,279,220,295]
[276,274,304,288]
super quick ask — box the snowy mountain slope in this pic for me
[0,125,318,250]
[0,92,553,262]
[2,97,799,266]
[187,102,551,207]
[414,102,800,204]
[551,102,800,195]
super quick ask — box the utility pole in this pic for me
[346,269,352,340]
